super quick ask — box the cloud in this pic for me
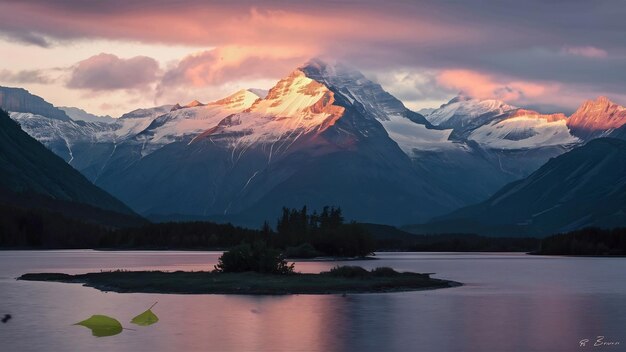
[156,46,312,101]
[161,46,309,87]
[562,46,608,58]
[368,69,455,110]
[0,29,50,47]
[2,1,626,113]
[0,2,470,50]
[67,53,159,91]
[436,69,556,102]
[0,69,55,84]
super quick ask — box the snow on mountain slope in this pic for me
[468,110,579,149]
[10,112,116,164]
[195,70,344,151]
[11,112,114,141]
[136,89,261,154]
[112,104,177,141]
[302,61,414,122]
[10,89,261,163]
[379,115,462,153]
[425,95,517,129]
[300,60,463,154]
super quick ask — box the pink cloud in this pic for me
[155,46,316,103]
[160,46,313,88]
[67,53,159,91]
[0,2,476,59]
[562,46,608,58]
[436,69,557,102]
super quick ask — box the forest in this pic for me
[3,200,624,256]
[537,227,626,255]
[0,204,374,257]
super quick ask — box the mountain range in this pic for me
[2,59,626,233]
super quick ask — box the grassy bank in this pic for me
[18,267,460,295]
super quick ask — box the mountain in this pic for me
[412,95,582,203]
[567,96,626,140]
[7,61,623,227]
[300,62,537,205]
[0,109,143,227]
[424,95,626,147]
[610,124,626,140]
[424,95,580,148]
[301,60,460,154]
[424,95,517,134]
[6,63,467,225]
[0,86,70,121]
[60,106,116,124]
[91,67,459,225]
[10,111,117,168]
[406,138,626,236]
[465,109,578,150]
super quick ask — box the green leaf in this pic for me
[74,315,123,337]
[131,302,159,326]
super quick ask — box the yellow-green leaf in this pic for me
[74,315,123,337]
[131,302,159,326]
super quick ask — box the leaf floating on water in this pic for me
[74,315,123,337]
[131,302,159,326]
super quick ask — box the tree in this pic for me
[214,242,294,274]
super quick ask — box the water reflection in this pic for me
[1,251,625,352]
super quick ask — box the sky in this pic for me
[1,0,625,117]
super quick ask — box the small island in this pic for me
[18,242,460,294]
[18,266,460,295]
[18,267,459,295]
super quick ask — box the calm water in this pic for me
[0,251,624,352]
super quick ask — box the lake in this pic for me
[0,251,624,351]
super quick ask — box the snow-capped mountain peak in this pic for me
[186,100,204,108]
[212,89,261,110]
[298,60,461,154]
[567,96,626,140]
[467,109,579,150]
[195,69,345,147]
[300,59,418,122]
[246,69,343,120]
[170,100,206,112]
[425,95,517,128]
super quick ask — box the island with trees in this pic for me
[19,241,461,294]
